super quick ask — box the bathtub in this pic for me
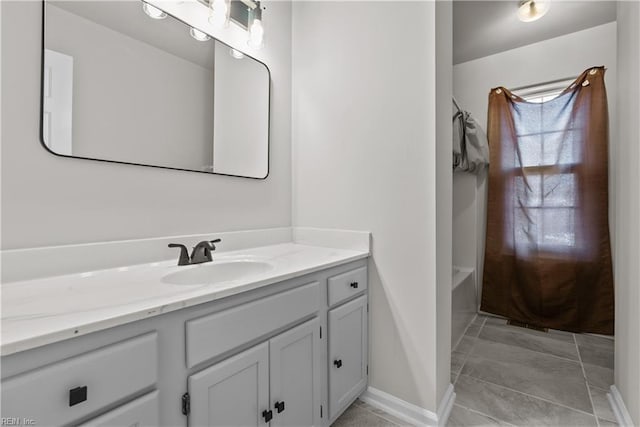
[451,266,476,349]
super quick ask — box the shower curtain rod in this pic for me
[509,76,578,92]
[452,96,462,112]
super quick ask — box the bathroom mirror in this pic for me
[41,0,270,179]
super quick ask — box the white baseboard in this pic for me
[608,385,635,427]
[360,384,456,426]
[437,384,456,425]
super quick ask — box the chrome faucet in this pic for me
[168,239,222,266]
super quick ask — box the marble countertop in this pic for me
[1,243,368,356]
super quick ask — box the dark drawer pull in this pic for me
[334,359,343,368]
[274,400,285,413]
[350,281,359,289]
[69,386,87,407]
[262,409,273,422]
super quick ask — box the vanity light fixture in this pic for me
[209,0,231,28]
[247,4,264,49]
[229,48,245,59]
[517,0,550,22]
[142,2,167,19]
[190,27,211,41]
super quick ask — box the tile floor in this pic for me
[332,315,617,427]
[332,399,408,427]
[450,315,617,427]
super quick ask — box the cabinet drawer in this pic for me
[328,267,367,307]
[78,390,159,427]
[186,281,320,368]
[1,333,157,427]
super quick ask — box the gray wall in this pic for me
[292,1,451,413]
[614,2,640,424]
[1,0,292,249]
[435,0,453,408]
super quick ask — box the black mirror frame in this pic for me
[39,0,271,180]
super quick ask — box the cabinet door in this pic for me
[328,296,368,420]
[78,391,159,427]
[188,342,269,427]
[269,318,321,427]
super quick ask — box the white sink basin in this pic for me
[161,260,273,285]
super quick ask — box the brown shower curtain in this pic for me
[481,66,614,335]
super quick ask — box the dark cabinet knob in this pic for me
[262,409,273,422]
[334,359,343,368]
[274,401,285,413]
[350,281,359,289]
[69,386,87,407]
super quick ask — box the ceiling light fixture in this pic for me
[190,27,211,41]
[517,0,550,22]
[142,2,167,20]
[208,0,230,28]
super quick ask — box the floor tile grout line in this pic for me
[367,411,402,426]
[453,314,478,350]
[453,313,481,352]
[360,402,411,427]
[452,315,487,384]
[588,383,613,393]
[480,323,584,364]
[482,320,577,344]
[452,403,518,427]
[472,332,587,367]
[574,332,602,427]
[357,401,405,426]
[457,372,601,418]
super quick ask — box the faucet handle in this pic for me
[168,243,191,266]
[210,238,222,250]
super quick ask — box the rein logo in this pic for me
[1,418,36,426]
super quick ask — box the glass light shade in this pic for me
[208,0,230,28]
[190,27,211,41]
[247,18,264,49]
[142,2,167,19]
[517,0,550,22]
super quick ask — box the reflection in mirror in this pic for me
[42,0,270,178]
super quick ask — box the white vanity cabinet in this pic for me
[188,318,322,426]
[0,259,368,427]
[1,333,158,427]
[77,391,160,427]
[326,264,368,424]
[328,296,368,421]
[188,342,270,426]
[269,317,322,427]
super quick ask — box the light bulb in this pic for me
[517,0,550,22]
[208,0,230,28]
[142,2,167,19]
[190,27,211,41]
[229,48,245,59]
[247,18,264,49]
